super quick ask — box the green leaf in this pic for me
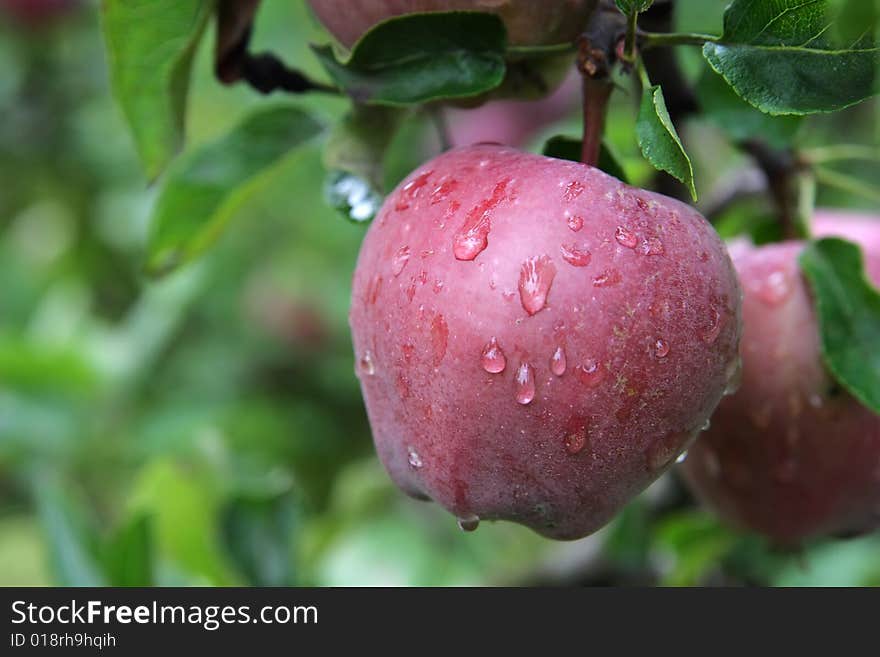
[323,105,405,190]
[101,0,213,179]
[696,69,802,148]
[616,1,654,14]
[636,84,697,200]
[542,135,630,183]
[33,474,107,586]
[311,12,507,105]
[220,493,297,587]
[703,0,880,115]
[146,105,323,276]
[103,514,154,587]
[799,238,880,414]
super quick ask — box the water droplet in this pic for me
[550,346,567,376]
[701,418,711,431]
[654,338,670,358]
[563,180,584,201]
[432,279,444,294]
[358,350,375,376]
[430,178,458,205]
[395,170,433,211]
[480,337,506,374]
[325,171,382,222]
[640,236,664,256]
[515,362,536,405]
[647,432,685,471]
[563,419,588,454]
[675,451,689,464]
[757,270,792,306]
[407,447,423,469]
[365,275,383,306]
[724,356,743,396]
[560,243,591,267]
[452,179,509,261]
[577,359,606,388]
[430,314,448,367]
[567,214,584,232]
[700,308,722,344]
[457,515,480,532]
[518,255,557,315]
[391,246,411,277]
[615,226,638,249]
[593,269,621,287]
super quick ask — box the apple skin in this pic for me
[349,144,742,539]
[680,211,880,545]
[307,0,597,48]
[446,70,579,148]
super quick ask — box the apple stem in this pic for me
[430,106,453,152]
[580,78,613,167]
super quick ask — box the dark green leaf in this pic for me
[800,238,880,414]
[636,85,697,200]
[146,106,323,276]
[542,135,630,183]
[616,1,654,14]
[312,12,507,105]
[103,514,154,587]
[696,69,802,148]
[703,0,880,115]
[101,0,213,179]
[220,493,297,587]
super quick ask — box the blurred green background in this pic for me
[0,0,877,587]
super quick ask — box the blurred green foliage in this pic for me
[0,0,877,587]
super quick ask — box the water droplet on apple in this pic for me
[564,421,587,454]
[640,236,664,256]
[563,180,584,201]
[577,359,606,387]
[457,515,480,532]
[518,255,556,315]
[560,243,591,267]
[654,338,670,358]
[593,269,621,287]
[550,346,567,376]
[391,246,411,277]
[452,179,509,261]
[407,447,423,469]
[480,337,506,374]
[700,307,722,344]
[615,225,638,249]
[430,314,448,367]
[724,356,743,396]
[358,350,375,376]
[515,362,536,405]
[675,451,689,464]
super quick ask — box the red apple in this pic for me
[680,210,880,545]
[349,144,742,539]
[307,0,598,48]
